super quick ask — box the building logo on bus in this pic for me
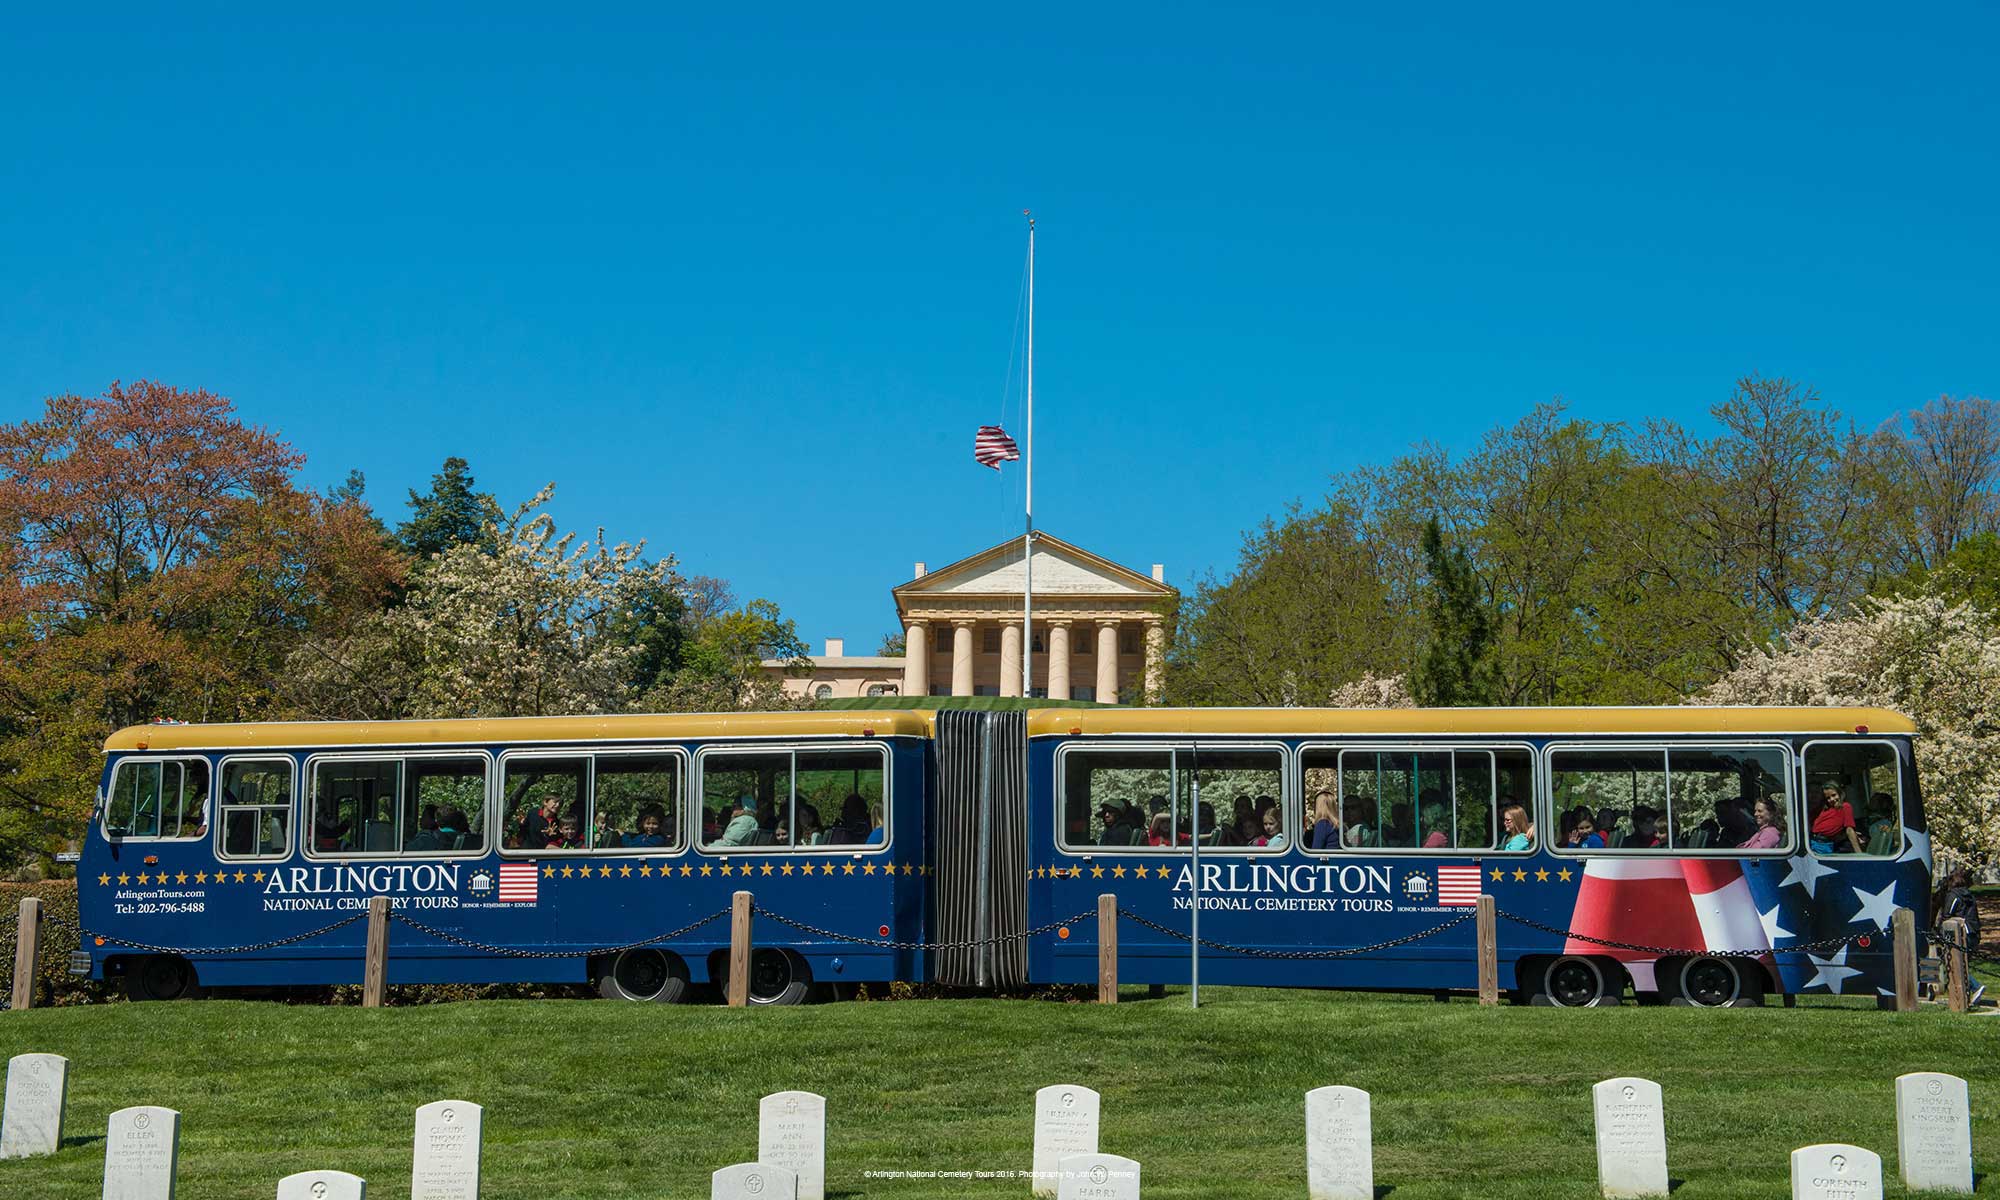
[1169,862,1395,912]
[260,863,463,912]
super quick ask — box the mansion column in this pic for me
[1144,619,1166,703]
[901,621,929,697]
[951,621,976,697]
[1046,620,1072,700]
[1000,622,1023,698]
[1096,620,1120,705]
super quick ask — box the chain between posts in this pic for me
[1119,907,1474,958]
[1927,928,2000,969]
[80,913,369,956]
[753,905,1099,952]
[389,908,730,960]
[1494,909,1881,958]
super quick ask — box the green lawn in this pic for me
[1,990,1994,1198]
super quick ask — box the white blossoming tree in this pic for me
[290,486,679,718]
[1702,594,2000,866]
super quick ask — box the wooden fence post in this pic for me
[1476,894,1498,1007]
[10,896,41,1012]
[1097,893,1117,1004]
[1941,916,1970,1013]
[727,890,753,1008]
[361,895,391,1008]
[1893,906,1918,1013]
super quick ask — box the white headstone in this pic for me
[1,1052,69,1159]
[757,1091,825,1200]
[1031,1084,1101,1198]
[1592,1077,1668,1198]
[1055,1152,1140,1200]
[276,1170,366,1200]
[412,1099,482,1200]
[1790,1143,1882,1200]
[712,1162,798,1200]
[102,1105,180,1200]
[1304,1085,1373,1200]
[1894,1072,1972,1194]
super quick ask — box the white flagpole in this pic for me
[1022,211,1034,700]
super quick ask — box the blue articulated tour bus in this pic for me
[77,705,1929,1008]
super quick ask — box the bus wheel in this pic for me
[125,955,201,1002]
[1536,955,1618,1007]
[748,949,811,1006]
[1673,957,1758,1008]
[597,949,690,1003]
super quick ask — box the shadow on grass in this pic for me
[60,1134,103,1149]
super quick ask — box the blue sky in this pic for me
[4,6,1995,650]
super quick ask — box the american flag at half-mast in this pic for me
[974,424,1021,469]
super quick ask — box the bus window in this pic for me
[1061,749,1170,849]
[105,758,210,840]
[312,759,400,853]
[1804,742,1900,857]
[703,751,791,848]
[502,757,586,849]
[798,749,884,847]
[1323,749,1519,851]
[219,759,292,859]
[1666,747,1787,852]
[594,754,682,850]
[407,757,487,853]
[1174,747,1283,848]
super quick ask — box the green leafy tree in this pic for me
[1414,516,1497,706]
[397,456,499,561]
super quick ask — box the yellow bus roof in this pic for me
[104,710,936,752]
[1025,706,1915,738]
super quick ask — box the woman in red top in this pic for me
[1809,782,1862,853]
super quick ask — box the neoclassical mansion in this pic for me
[762,533,1179,704]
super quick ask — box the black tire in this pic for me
[596,949,690,1003]
[125,955,201,1002]
[1538,955,1617,1007]
[747,949,812,1006]
[1674,956,1758,1008]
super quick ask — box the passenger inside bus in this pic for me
[1309,791,1339,850]
[1342,798,1374,848]
[1622,806,1664,848]
[718,796,760,846]
[1499,804,1532,851]
[1808,782,1862,854]
[1740,797,1785,850]
[1563,812,1605,849]
[1864,792,1898,855]
[1146,811,1172,846]
[1098,802,1143,846]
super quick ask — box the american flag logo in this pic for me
[1437,865,1483,905]
[974,424,1021,469]
[497,863,539,904]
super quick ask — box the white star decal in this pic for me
[1847,880,1899,932]
[1895,826,1932,872]
[1758,904,1795,943]
[1778,852,1838,898]
[1802,945,1863,995]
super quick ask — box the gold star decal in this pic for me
[598,865,612,878]
[904,863,915,875]
[98,873,112,885]
[699,864,713,877]
[1511,869,1528,882]
[780,863,796,875]
[822,862,837,875]
[1111,865,1127,879]
[842,862,856,875]
[173,871,187,883]
[195,871,209,883]
[116,872,130,885]
[1035,866,1047,879]
[862,862,878,875]
[1557,867,1574,882]
[560,866,575,878]
[759,863,774,876]
[638,864,653,877]
[1072,866,1084,879]
[234,870,247,883]
[720,863,735,877]
[1534,868,1550,882]
[543,865,556,877]
[618,865,633,878]
[1091,865,1104,878]
[679,864,693,876]
[1490,867,1505,882]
